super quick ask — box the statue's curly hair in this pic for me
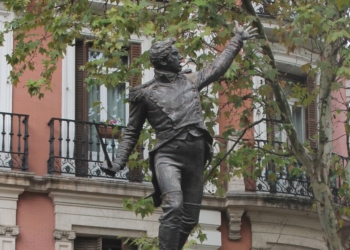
[149,37,176,67]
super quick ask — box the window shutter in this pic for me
[75,39,89,122]
[128,43,143,182]
[129,44,142,87]
[96,237,102,250]
[74,237,99,250]
[307,77,317,148]
[267,82,275,141]
[75,39,89,176]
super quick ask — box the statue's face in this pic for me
[163,46,183,73]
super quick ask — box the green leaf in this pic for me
[345,124,350,134]
[264,69,278,80]
[92,101,101,108]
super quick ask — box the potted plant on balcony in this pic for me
[98,119,122,139]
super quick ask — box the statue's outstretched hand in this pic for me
[234,21,258,40]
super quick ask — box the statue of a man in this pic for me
[101,22,257,250]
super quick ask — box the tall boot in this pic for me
[158,191,183,250]
[177,202,201,250]
[177,231,190,250]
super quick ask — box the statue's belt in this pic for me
[156,125,203,141]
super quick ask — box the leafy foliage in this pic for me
[1,0,350,248]
[123,197,155,219]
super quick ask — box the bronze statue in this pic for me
[101,22,257,250]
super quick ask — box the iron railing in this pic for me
[244,139,350,205]
[0,112,29,171]
[47,118,131,179]
[330,155,350,206]
[244,139,313,197]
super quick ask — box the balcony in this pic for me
[330,155,349,206]
[243,139,348,205]
[0,112,29,171]
[243,140,312,197]
[47,118,137,180]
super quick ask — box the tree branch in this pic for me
[241,0,314,171]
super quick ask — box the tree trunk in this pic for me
[240,2,346,248]
[311,173,344,250]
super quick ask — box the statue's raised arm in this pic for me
[188,21,257,91]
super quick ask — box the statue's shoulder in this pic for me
[129,79,155,102]
[181,69,196,83]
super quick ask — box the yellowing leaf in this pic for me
[301,63,311,73]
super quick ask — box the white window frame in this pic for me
[0,8,13,114]
[0,8,14,170]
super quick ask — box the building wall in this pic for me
[16,192,55,250]
[331,81,348,157]
[12,26,62,176]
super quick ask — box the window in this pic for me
[88,85,126,124]
[74,237,138,250]
[0,9,13,150]
[274,105,306,143]
[274,75,310,144]
[74,237,123,250]
[73,39,141,176]
[87,49,127,153]
[75,41,139,124]
[87,49,127,125]
[75,40,141,123]
[292,106,305,143]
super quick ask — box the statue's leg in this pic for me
[177,203,202,249]
[158,191,183,250]
[154,142,183,250]
[177,135,205,250]
[155,135,205,250]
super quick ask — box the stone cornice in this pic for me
[0,170,339,215]
[0,170,34,188]
[202,195,226,210]
[0,170,226,208]
[0,170,153,197]
[53,229,76,241]
[226,191,315,213]
[35,174,154,198]
[0,226,19,237]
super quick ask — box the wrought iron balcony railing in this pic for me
[0,112,29,171]
[243,139,349,205]
[47,118,131,179]
[247,161,313,197]
[244,140,313,197]
[330,155,349,206]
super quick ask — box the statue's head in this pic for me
[149,38,183,73]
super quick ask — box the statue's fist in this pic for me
[100,161,122,176]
